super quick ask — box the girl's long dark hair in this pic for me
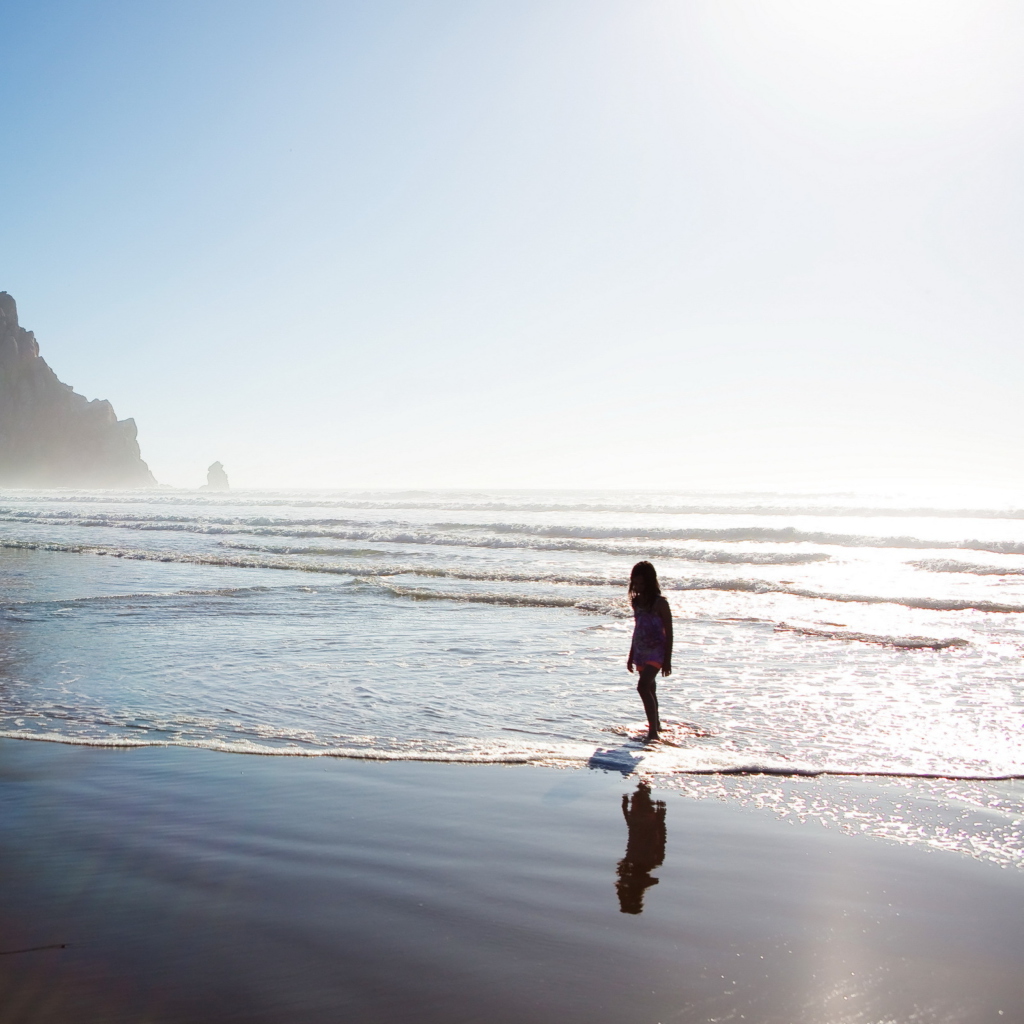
[629,561,661,610]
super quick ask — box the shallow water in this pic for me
[0,487,1022,865]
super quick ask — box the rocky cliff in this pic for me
[0,292,156,487]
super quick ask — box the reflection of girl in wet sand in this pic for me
[627,561,673,742]
[616,782,667,914]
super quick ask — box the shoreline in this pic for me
[3,729,1022,783]
[2,739,1022,1023]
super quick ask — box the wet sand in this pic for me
[1,739,1022,1023]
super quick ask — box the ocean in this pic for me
[0,488,1022,867]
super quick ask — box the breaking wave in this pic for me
[4,507,1024,556]
[774,623,969,649]
[476,523,1024,555]
[7,491,1024,520]
[4,539,1023,614]
[217,539,828,565]
[363,581,624,615]
[0,581,977,654]
[910,558,1024,576]
[664,577,1024,613]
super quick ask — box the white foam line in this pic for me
[5,511,1024,555]
[687,766,1024,781]
[0,732,1019,780]
[0,730,578,763]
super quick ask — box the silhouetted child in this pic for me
[626,560,673,741]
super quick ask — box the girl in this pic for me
[627,561,673,742]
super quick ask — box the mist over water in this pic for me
[0,487,1022,866]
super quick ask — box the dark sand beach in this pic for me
[1,740,1022,1023]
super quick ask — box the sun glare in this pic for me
[692,0,1021,124]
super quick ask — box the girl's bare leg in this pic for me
[636,665,661,740]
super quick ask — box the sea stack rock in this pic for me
[0,292,156,487]
[206,461,229,490]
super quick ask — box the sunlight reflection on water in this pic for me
[0,488,1022,867]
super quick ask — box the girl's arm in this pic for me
[658,597,673,675]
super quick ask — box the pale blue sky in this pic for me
[2,1,1023,490]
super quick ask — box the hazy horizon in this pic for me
[2,1,1022,492]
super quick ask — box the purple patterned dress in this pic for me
[630,603,666,668]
